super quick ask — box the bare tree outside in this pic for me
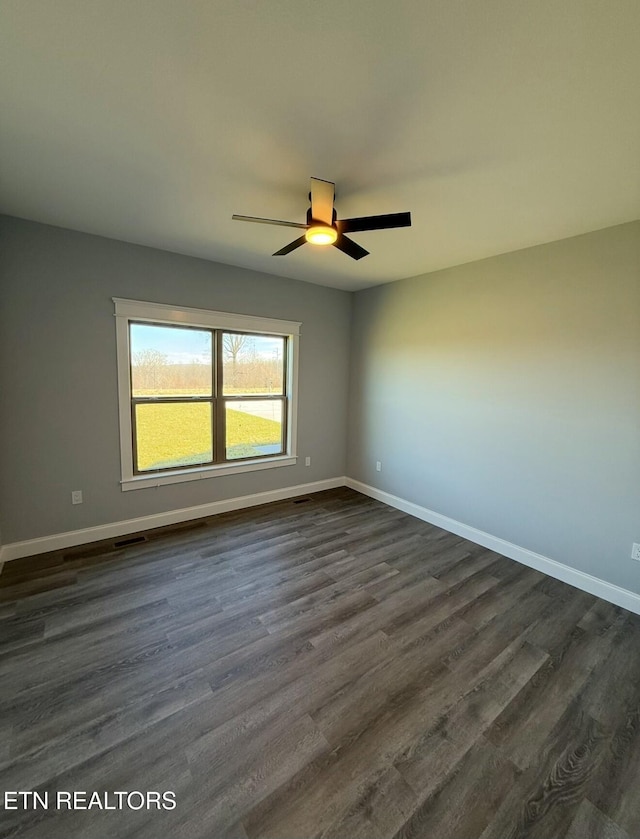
[224,334,255,393]
[131,348,168,393]
[223,334,250,365]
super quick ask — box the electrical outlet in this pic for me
[632,543,640,561]
[376,461,382,472]
[71,490,83,505]
[305,456,311,467]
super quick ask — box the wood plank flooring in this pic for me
[1,487,639,838]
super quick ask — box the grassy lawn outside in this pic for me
[135,402,281,470]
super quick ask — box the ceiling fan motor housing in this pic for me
[305,207,338,228]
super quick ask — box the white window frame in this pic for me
[114,298,300,491]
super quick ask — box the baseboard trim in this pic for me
[4,476,639,618]
[0,477,346,563]
[346,477,640,616]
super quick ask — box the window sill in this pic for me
[121,455,297,491]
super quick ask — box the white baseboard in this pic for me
[346,477,640,616]
[0,477,345,563]
[4,476,639,618]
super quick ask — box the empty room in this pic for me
[1,1,639,837]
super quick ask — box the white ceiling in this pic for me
[1,1,639,291]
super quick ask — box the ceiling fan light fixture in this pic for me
[305,225,337,246]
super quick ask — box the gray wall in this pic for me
[348,221,640,592]
[0,216,351,543]
[3,214,639,597]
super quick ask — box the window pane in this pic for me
[225,400,283,460]
[130,324,212,397]
[222,333,284,396]
[135,402,212,471]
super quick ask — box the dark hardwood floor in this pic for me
[1,487,639,838]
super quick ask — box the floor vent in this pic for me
[114,535,148,548]
[293,498,311,504]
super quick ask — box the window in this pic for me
[114,299,300,490]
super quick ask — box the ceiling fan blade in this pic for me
[333,234,369,260]
[310,178,335,225]
[273,235,307,256]
[232,214,307,230]
[338,211,412,234]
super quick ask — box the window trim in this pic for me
[114,298,300,491]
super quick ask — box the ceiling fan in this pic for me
[232,177,411,260]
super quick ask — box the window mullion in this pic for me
[215,329,225,463]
